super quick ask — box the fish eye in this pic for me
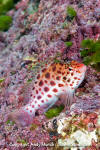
[69,68,72,71]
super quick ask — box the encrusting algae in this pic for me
[8,60,86,127]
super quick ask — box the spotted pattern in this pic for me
[39,80,44,86]
[52,66,56,72]
[52,88,58,92]
[47,94,52,98]
[36,90,38,94]
[37,74,40,79]
[23,61,86,118]
[42,68,46,72]
[37,95,42,99]
[44,87,49,92]
[56,76,60,80]
[58,83,64,87]
[50,81,56,86]
[63,76,66,80]
[45,72,50,78]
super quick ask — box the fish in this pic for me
[8,60,86,127]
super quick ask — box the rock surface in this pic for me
[0,0,100,149]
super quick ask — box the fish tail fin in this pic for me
[7,108,35,127]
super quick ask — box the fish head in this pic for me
[64,60,87,90]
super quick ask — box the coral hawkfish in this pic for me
[8,60,86,127]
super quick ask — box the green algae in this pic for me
[17,138,28,146]
[0,77,5,83]
[0,0,14,15]
[65,41,73,47]
[27,78,33,83]
[6,119,15,125]
[53,52,62,63]
[30,123,38,131]
[66,6,77,21]
[80,39,100,71]
[62,21,69,29]
[0,15,12,31]
[53,59,61,63]
[45,105,64,119]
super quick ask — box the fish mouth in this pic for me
[79,64,87,72]
[70,61,87,72]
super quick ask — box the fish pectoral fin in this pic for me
[59,90,75,110]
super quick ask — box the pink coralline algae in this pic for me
[0,0,100,149]
[15,0,29,10]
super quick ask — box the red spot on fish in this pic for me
[74,77,77,80]
[57,70,61,74]
[41,100,44,103]
[35,101,37,103]
[39,80,44,86]
[50,81,56,86]
[53,88,58,92]
[78,78,80,80]
[67,71,70,74]
[41,92,44,95]
[30,110,32,113]
[34,96,35,98]
[45,80,48,83]
[70,84,73,86]
[38,104,40,107]
[37,74,40,79]
[37,95,42,99]
[62,72,65,75]
[39,88,41,91]
[67,79,70,82]
[47,94,52,98]
[44,87,49,92]
[45,72,50,79]
[52,66,56,72]
[58,84,64,87]
[71,73,74,76]
[63,76,66,80]
[32,105,34,108]
[42,68,46,72]
[56,76,60,80]
[36,90,38,94]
